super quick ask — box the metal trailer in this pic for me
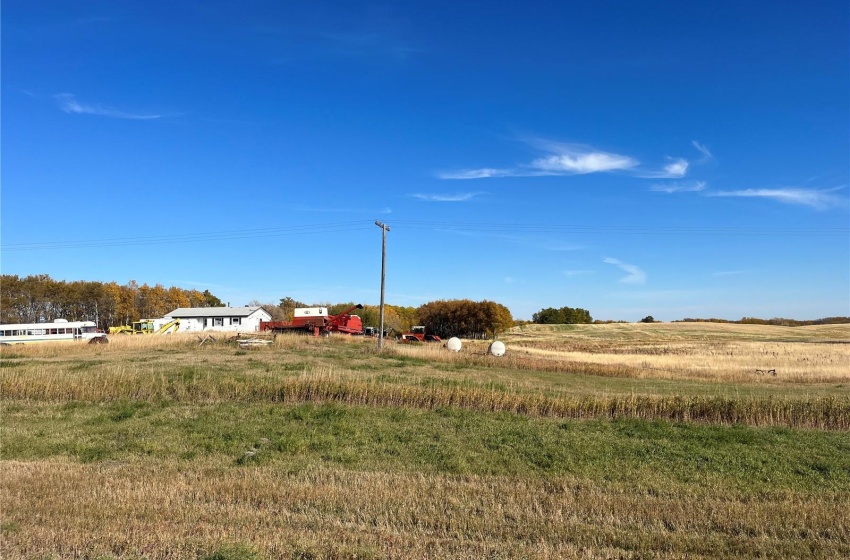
[399,325,442,343]
[259,304,365,336]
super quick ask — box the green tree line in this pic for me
[532,306,593,324]
[417,299,514,339]
[0,274,515,339]
[251,297,514,339]
[1,274,223,330]
[4,276,521,337]
[675,317,850,326]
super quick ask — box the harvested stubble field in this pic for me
[1,322,849,559]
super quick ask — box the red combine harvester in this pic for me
[260,304,364,336]
[399,326,441,343]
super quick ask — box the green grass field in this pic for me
[2,323,849,559]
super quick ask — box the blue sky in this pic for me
[2,1,848,321]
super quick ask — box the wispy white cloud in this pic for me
[635,157,689,179]
[603,257,646,285]
[665,158,689,177]
[530,149,638,174]
[439,140,687,180]
[504,277,516,284]
[438,168,513,180]
[692,140,713,162]
[411,192,484,202]
[650,180,707,193]
[707,187,845,210]
[562,269,594,277]
[55,93,161,120]
[713,270,747,277]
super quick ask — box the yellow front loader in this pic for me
[109,318,180,335]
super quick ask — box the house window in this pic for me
[231,318,241,326]
[213,317,223,327]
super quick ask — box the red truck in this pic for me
[260,304,364,336]
[399,325,441,343]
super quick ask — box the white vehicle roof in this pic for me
[294,307,329,317]
[0,320,96,330]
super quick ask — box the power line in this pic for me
[389,221,848,236]
[1,220,845,252]
[1,222,374,251]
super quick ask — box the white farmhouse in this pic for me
[164,306,271,333]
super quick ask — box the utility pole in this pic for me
[375,220,390,349]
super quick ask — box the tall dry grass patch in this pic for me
[2,358,848,429]
[3,322,849,559]
[3,460,847,559]
[501,341,849,383]
[499,323,850,383]
[2,323,848,428]
[508,321,850,343]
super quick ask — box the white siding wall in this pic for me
[173,318,203,332]
[169,310,271,333]
[239,311,270,332]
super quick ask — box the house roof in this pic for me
[166,306,269,318]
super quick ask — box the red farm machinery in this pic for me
[399,325,441,343]
[259,304,364,337]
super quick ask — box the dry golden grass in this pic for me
[508,321,850,342]
[6,323,847,386]
[498,340,848,383]
[2,460,847,560]
[498,322,850,384]
[4,364,846,428]
[2,324,850,559]
[2,324,849,429]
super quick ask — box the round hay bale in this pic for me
[488,340,506,356]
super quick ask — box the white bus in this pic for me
[0,319,109,345]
